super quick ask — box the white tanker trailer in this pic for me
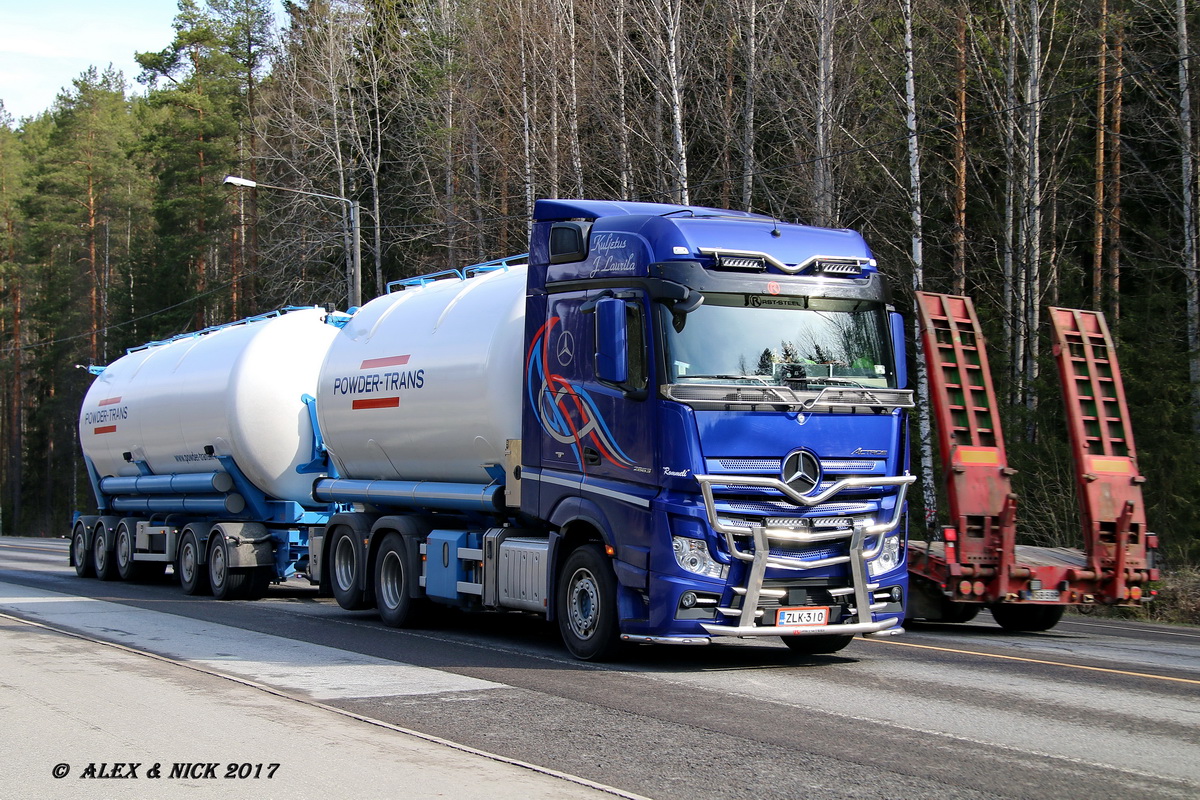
[315,263,525,486]
[73,199,916,661]
[73,307,340,596]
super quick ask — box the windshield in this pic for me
[661,293,897,389]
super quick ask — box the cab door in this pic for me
[577,291,655,486]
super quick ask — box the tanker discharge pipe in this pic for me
[313,478,504,514]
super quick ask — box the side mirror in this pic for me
[674,289,704,314]
[595,297,628,384]
[889,311,907,388]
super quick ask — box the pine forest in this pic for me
[1,0,1198,608]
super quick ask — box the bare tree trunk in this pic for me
[1179,0,1199,438]
[86,168,98,361]
[953,4,968,295]
[814,0,836,226]
[630,0,689,204]
[317,10,355,302]
[549,75,560,199]
[439,0,457,268]
[1092,0,1107,311]
[722,24,735,209]
[903,0,938,537]
[741,0,759,211]
[664,0,688,204]
[1022,0,1043,423]
[614,0,632,199]
[519,0,536,217]
[8,278,20,534]
[1003,0,1019,394]
[1107,20,1123,328]
[562,0,584,198]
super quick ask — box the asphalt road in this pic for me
[3,535,1198,799]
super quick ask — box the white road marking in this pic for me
[0,581,502,700]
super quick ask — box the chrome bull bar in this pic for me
[694,472,915,637]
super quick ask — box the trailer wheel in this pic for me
[115,520,140,581]
[72,523,94,578]
[940,600,980,624]
[244,567,274,601]
[92,522,118,581]
[330,526,370,610]
[209,532,251,600]
[557,544,621,661]
[989,603,1065,633]
[178,529,210,596]
[781,634,855,656]
[375,533,415,627]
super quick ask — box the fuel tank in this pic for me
[79,307,338,505]
[316,265,526,484]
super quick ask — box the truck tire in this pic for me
[989,603,1065,632]
[208,531,251,600]
[115,519,141,581]
[178,528,210,596]
[244,567,274,601]
[557,544,621,661]
[940,600,980,624]
[330,525,370,610]
[781,634,855,656]
[72,522,94,578]
[375,533,416,627]
[92,521,118,581]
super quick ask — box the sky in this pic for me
[0,1,284,123]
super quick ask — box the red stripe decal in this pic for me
[360,355,410,370]
[352,397,400,410]
[94,425,118,435]
[99,397,122,406]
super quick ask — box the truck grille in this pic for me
[719,501,875,516]
[769,542,847,563]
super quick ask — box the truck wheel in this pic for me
[178,529,210,596]
[244,567,274,601]
[941,600,980,624]
[92,522,118,581]
[115,520,139,581]
[330,526,370,610]
[375,533,415,627]
[989,603,1065,632]
[781,634,855,656]
[72,523,94,578]
[557,544,621,661]
[209,532,251,600]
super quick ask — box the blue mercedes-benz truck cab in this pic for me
[523,199,915,655]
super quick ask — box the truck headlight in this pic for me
[672,536,728,580]
[867,533,901,578]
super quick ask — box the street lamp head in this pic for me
[223,175,257,188]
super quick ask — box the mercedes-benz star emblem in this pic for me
[556,331,575,366]
[781,449,822,495]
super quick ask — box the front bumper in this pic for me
[693,471,915,639]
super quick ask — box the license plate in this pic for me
[776,606,829,627]
[1030,589,1061,601]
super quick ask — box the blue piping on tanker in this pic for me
[100,472,235,496]
[313,478,503,513]
[109,494,246,515]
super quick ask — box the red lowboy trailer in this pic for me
[905,293,1158,631]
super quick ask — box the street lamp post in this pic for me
[223,175,362,308]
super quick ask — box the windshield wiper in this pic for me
[678,373,770,382]
[804,376,867,388]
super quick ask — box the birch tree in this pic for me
[901,0,939,535]
[630,0,689,204]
